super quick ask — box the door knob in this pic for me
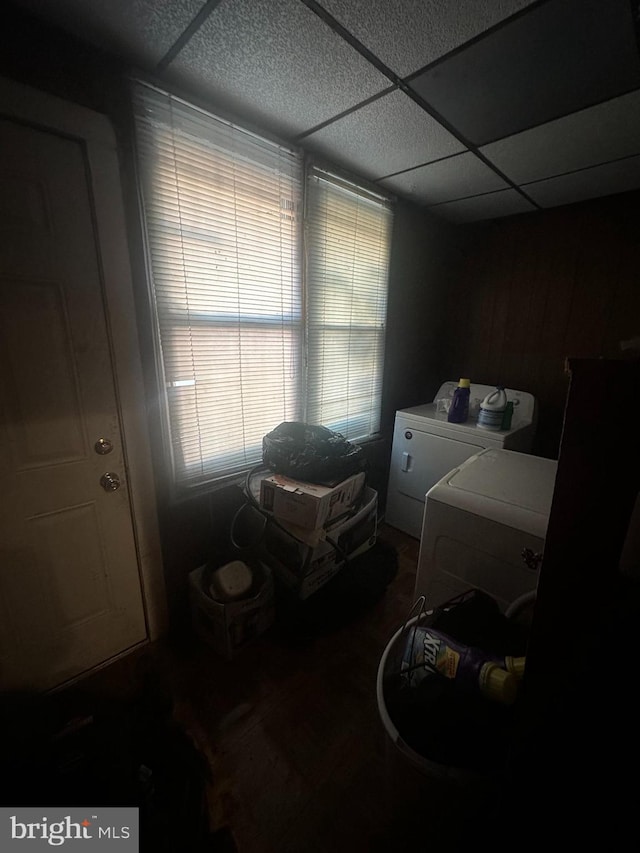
[100,472,121,492]
[521,547,542,570]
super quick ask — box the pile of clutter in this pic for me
[259,469,377,600]
[189,422,377,658]
[258,421,377,600]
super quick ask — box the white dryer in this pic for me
[415,449,558,611]
[385,382,537,539]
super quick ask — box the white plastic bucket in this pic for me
[376,617,488,788]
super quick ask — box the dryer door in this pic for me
[395,429,486,502]
[386,415,490,538]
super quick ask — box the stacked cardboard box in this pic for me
[259,471,366,530]
[259,470,377,599]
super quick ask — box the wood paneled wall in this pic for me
[439,191,640,458]
[381,202,465,432]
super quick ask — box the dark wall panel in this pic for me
[440,191,640,458]
[380,201,465,431]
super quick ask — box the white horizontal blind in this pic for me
[305,169,393,441]
[134,83,302,486]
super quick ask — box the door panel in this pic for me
[1,279,86,467]
[0,118,147,692]
[30,503,113,626]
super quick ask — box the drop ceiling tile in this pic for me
[523,155,640,209]
[317,0,539,77]
[301,91,464,180]
[429,189,536,223]
[409,0,640,146]
[379,151,508,205]
[166,0,389,138]
[480,88,640,185]
[13,0,203,66]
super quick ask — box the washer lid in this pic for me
[428,449,558,538]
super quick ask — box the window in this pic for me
[306,169,392,441]
[134,82,393,488]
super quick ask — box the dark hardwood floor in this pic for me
[159,524,494,852]
[10,524,497,852]
[14,513,632,850]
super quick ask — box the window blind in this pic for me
[305,168,393,441]
[134,83,302,486]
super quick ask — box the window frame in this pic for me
[303,162,394,443]
[132,81,394,495]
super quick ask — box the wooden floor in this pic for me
[20,524,497,851]
[9,521,629,850]
[158,524,495,853]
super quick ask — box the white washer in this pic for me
[415,449,558,611]
[385,382,538,538]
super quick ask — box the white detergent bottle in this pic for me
[477,386,507,430]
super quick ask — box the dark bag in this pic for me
[262,421,366,483]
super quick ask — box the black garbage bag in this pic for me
[262,421,366,483]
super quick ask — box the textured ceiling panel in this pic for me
[12,0,640,220]
[409,0,640,146]
[13,0,203,66]
[316,0,539,77]
[429,189,536,223]
[379,152,509,205]
[301,91,465,180]
[480,89,640,185]
[523,155,640,209]
[166,0,389,138]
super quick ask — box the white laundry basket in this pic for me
[376,616,484,788]
[376,598,516,791]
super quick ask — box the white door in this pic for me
[0,117,147,691]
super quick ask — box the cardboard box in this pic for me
[271,517,327,548]
[262,487,378,599]
[259,471,365,530]
[189,561,274,659]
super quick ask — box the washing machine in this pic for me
[385,382,538,539]
[415,448,558,611]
